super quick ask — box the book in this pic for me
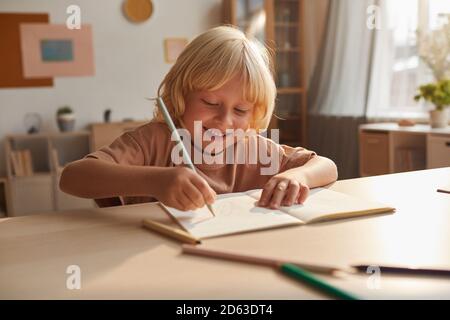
[22,150,34,176]
[161,188,395,239]
[10,150,34,177]
[10,151,24,177]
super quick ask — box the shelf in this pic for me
[50,133,91,167]
[6,131,90,140]
[224,0,307,146]
[274,22,299,27]
[91,120,148,150]
[276,47,302,53]
[280,140,302,147]
[7,136,50,174]
[277,87,305,94]
[11,172,53,179]
[4,130,95,216]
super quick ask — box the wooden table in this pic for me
[1,168,450,299]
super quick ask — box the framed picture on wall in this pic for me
[0,13,53,88]
[20,24,95,78]
[164,38,188,63]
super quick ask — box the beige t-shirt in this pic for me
[86,121,316,207]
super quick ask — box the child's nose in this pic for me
[215,110,234,131]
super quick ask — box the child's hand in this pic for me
[155,167,216,211]
[258,175,309,209]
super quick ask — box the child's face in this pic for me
[182,76,254,151]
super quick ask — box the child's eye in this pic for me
[202,99,219,106]
[235,108,248,115]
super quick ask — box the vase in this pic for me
[429,109,448,128]
[57,113,76,132]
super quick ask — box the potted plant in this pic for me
[56,106,75,132]
[416,20,450,128]
[414,80,450,128]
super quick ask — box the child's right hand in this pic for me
[154,167,216,211]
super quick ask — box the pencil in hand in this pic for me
[151,96,216,217]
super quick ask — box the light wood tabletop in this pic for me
[1,168,449,299]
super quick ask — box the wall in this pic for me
[0,0,222,176]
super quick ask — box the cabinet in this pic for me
[4,132,94,216]
[90,121,148,150]
[359,123,450,177]
[359,131,390,176]
[2,121,148,217]
[223,0,307,146]
[427,134,450,169]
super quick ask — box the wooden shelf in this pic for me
[6,131,90,140]
[277,87,305,94]
[279,140,303,146]
[91,120,147,150]
[4,131,95,216]
[3,123,148,216]
[276,47,302,53]
[274,22,299,27]
[223,0,307,146]
[11,172,52,179]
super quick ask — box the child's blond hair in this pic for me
[154,25,276,130]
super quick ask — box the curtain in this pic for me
[307,0,377,179]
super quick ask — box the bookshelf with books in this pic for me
[223,0,308,146]
[4,131,94,216]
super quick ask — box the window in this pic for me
[367,0,450,119]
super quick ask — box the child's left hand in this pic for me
[257,175,309,209]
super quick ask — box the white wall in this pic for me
[0,0,222,176]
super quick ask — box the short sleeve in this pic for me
[84,132,146,208]
[85,132,145,166]
[279,144,316,172]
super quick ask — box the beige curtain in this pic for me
[306,0,378,179]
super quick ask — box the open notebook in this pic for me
[161,188,395,239]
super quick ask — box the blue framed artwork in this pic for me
[40,39,74,62]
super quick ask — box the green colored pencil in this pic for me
[280,263,359,300]
[182,244,360,300]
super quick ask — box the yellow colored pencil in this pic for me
[142,219,201,244]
